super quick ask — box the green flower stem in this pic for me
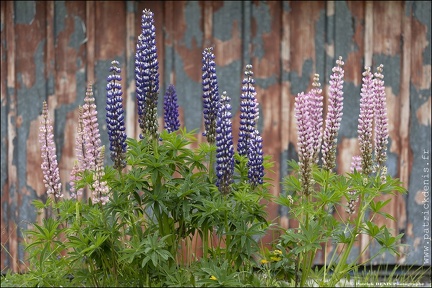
[329,192,367,286]
[300,194,311,287]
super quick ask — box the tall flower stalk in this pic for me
[39,101,63,200]
[92,146,109,205]
[358,66,375,175]
[295,92,315,196]
[373,64,389,172]
[247,129,264,187]
[215,91,234,194]
[238,64,258,158]
[106,60,127,171]
[135,9,160,140]
[237,64,264,186]
[70,106,85,199]
[163,84,180,133]
[82,84,102,171]
[321,57,345,171]
[201,47,220,145]
[309,74,323,163]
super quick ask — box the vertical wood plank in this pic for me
[125,1,137,139]
[5,1,18,273]
[397,1,412,262]
[279,1,291,230]
[86,1,95,84]
[250,1,282,246]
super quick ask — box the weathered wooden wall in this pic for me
[1,1,431,272]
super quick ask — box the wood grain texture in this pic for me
[1,1,431,271]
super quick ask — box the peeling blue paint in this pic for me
[338,81,361,139]
[213,1,242,42]
[54,1,66,40]
[373,54,401,97]
[174,54,202,132]
[217,60,241,113]
[183,1,203,49]
[286,59,314,96]
[69,16,86,49]
[126,1,136,13]
[251,1,271,59]
[15,41,46,215]
[334,1,357,62]
[255,75,277,90]
[315,9,327,82]
[406,84,431,265]
[242,1,251,66]
[283,2,290,12]
[14,1,36,25]
[413,1,431,65]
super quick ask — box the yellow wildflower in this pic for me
[260,259,269,264]
[210,275,217,281]
[270,256,282,262]
[273,249,282,255]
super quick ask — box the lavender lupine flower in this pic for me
[82,84,102,171]
[69,162,82,199]
[106,60,127,170]
[309,74,324,163]
[70,106,85,198]
[215,91,235,194]
[238,64,259,157]
[358,67,375,175]
[135,9,160,140]
[202,47,220,144]
[346,156,362,215]
[350,155,362,173]
[247,129,264,186]
[39,101,63,199]
[373,64,389,171]
[163,84,180,133]
[92,146,109,205]
[295,92,315,195]
[321,57,345,171]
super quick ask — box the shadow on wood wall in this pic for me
[1,1,431,272]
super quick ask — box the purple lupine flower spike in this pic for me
[295,92,315,195]
[106,60,127,170]
[215,91,235,194]
[238,64,258,157]
[82,84,102,171]
[92,146,109,205]
[136,9,160,140]
[202,47,220,144]
[309,73,324,163]
[322,57,345,171]
[163,84,180,133]
[373,64,389,171]
[358,66,375,175]
[248,129,264,187]
[39,101,63,199]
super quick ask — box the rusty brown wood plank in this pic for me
[365,1,404,264]
[125,1,137,139]
[0,0,10,272]
[5,0,18,273]
[86,1,95,84]
[279,1,291,231]
[397,1,412,262]
[94,1,125,61]
[249,1,283,246]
